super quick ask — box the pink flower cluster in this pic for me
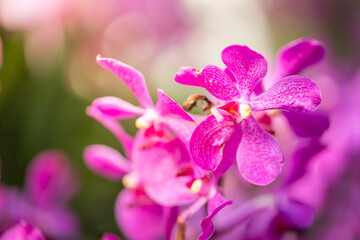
[83,39,326,239]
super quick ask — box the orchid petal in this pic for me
[175,66,240,101]
[115,189,166,240]
[199,192,233,240]
[91,96,145,119]
[86,106,133,158]
[283,109,330,138]
[251,76,321,112]
[96,55,153,108]
[237,116,284,185]
[286,139,324,184]
[145,177,198,206]
[213,124,242,180]
[161,116,196,146]
[275,38,325,79]
[0,221,45,240]
[101,233,122,240]
[277,198,314,229]
[134,139,197,206]
[84,144,131,181]
[221,45,267,99]
[155,89,194,121]
[190,115,237,171]
[32,206,79,239]
[25,151,78,206]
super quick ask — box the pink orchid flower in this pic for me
[0,151,79,239]
[84,56,232,240]
[175,44,322,186]
[264,38,329,138]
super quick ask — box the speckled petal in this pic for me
[155,89,194,121]
[199,192,233,240]
[251,76,321,112]
[221,45,267,99]
[83,145,131,181]
[283,109,330,138]
[190,115,237,171]
[0,221,45,240]
[86,106,133,158]
[91,96,145,119]
[212,124,243,180]
[237,116,284,185]
[275,38,325,79]
[175,66,240,101]
[96,55,153,108]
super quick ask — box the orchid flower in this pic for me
[91,55,195,146]
[266,38,329,138]
[175,44,322,185]
[85,56,233,240]
[0,151,79,239]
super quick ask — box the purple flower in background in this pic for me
[0,221,44,240]
[175,44,322,185]
[0,151,79,239]
[101,232,122,240]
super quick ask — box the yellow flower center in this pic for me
[239,103,252,119]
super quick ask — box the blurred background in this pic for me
[0,0,359,239]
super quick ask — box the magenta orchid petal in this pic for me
[251,76,321,112]
[161,116,196,146]
[190,115,237,171]
[145,177,198,206]
[134,138,198,206]
[282,109,330,138]
[86,106,133,158]
[237,116,284,185]
[275,38,325,79]
[115,189,166,240]
[199,192,233,240]
[0,221,45,240]
[286,139,325,184]
[213,124,243,180]
[155,89,194,121]
[96,55,153,108]
[83,144,131,181]
[221,45,267,99]
[175,66,240,101]
[32,205,79,239]
[277,198,314,229]
[101,233,122,240]
[25,151,78,206]
[91,96,145,119]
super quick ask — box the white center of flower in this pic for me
[135,117,150,129]
[122,173,139,189]
[190,179,203,194]
[239,103,252,119]
[135,109,158,129]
